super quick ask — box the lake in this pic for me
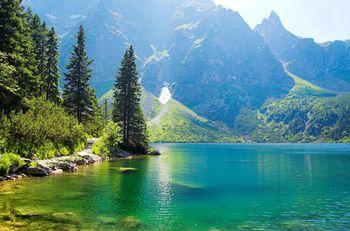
[1,144,350,230]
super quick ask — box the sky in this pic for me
[214,0,350,43]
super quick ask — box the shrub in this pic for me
[0,153,24,176]
[92,122,122,157]
[1,97,87,159]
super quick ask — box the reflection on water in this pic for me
[1,144,350,230]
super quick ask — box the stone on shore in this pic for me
[148,150,161,156]
[24,167,49,177]
[51,169,64,175]
[57,162,78,172]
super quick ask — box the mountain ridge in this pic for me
[255,11,350,93]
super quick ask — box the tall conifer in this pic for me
[0,0,37,111]
[29,13,48,95]
[112,46,148,153]
[63,25,94,123]
[45,27,60,103]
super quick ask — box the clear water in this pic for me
[1,144,350,230]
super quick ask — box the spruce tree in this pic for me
[63,25,93,123]
[29,13,48,95]
[112,46,148,153]
[0,0,37,110]
[45,27,60,103]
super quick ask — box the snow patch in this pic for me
[159,87,172,104]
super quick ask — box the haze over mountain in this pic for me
[26,0,292,127]
[24,0,350,142]
[255,11,350,92]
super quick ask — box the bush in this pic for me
[0,153,24,176]
[92,122,122,157]
[1,97,87,159]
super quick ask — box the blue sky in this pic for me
[214,0,350,43]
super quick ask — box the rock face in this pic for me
[143,6,292,126]
[255,11,350,92]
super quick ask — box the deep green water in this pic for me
[1,144,350,230]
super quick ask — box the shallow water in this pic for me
[1,143,350,230]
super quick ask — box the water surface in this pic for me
[1,144,350,230]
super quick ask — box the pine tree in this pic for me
[29,13,48,95]
[63,25,94,123]
[112,46,148,153]
[0,0,37,111]
[45,27,60,103]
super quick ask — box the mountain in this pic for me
[99,89,239,143]
[141,6,293,126]
[255,11,350,93]
[24,0,100,35]
[27,0,293,128]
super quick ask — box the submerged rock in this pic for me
[117,167,137,173]
[119,216,141,230]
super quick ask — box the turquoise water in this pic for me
[1,144,350,230]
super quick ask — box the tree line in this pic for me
[0,0,149,159]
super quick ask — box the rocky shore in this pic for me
[0,139,104,182]
[0,139,161,182]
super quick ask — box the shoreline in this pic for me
[0,139,161,183]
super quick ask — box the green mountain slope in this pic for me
[283,63,336,98]
[252,94,350,143]
[234,67,349,143]
[99,90,240,143]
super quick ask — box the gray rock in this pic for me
[24,167,49,177]
[149,150,161,156]
[9,165,21,174]
[38,164,53,175]
[57,162,78,172]
[73,158,88,165]
[0,177,4,181]
[51,169,64,175]
[110,148,132,158]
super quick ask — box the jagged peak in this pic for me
[269,11,280,22]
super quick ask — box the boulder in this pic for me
[51,169,64,175]
[149,150,161,156]
[77,153,103,164]
[110,148,132,158]
[57,162,78,172]
[73,158,88,165]
[38,164,53,175]
[9,165,21,174]
[24,167,49,177]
